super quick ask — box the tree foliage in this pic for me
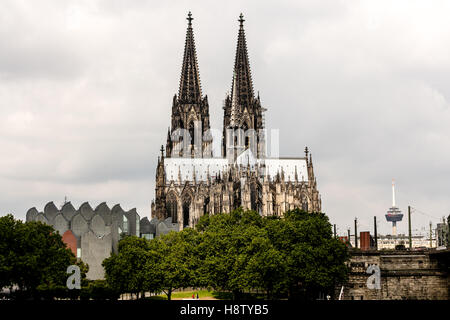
[0,214,87,299]
[152,228,201,300]
[103,230,201,300]
[264,210,349,299]
[103,208,349,300]
[197,208,348,299]
[103,236,153,298]
[197,209,285,299]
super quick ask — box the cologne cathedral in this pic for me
[151,13,321,228]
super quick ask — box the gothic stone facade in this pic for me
[152,13,321,228]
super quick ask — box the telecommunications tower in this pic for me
[385,179,403,235]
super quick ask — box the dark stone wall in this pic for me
[340,250,449,300]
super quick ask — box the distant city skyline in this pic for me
[1,1,449,236]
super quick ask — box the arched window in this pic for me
[188,121,195,146]
[203,197,210,214]
[166,193,178,223]
[250,183,257,211]
[182,194,191,227]
[243,123,249,149]
[250,183,262,214]
[301,195,309,212]
[233,182,241,210]
[272,192,277,216]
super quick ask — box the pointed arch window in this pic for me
[233,183,241,211]
[203,197,210,214]
[301,195,309,212]
[166,193,178,223]
[188,121,195,146]
[250,183,257,212]
[272,192,277,216]
[182,194,192,227]
[243,122,250,149]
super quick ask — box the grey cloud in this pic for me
[1,0,449,237]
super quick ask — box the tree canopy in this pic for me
[103,229,201,300]
[0,214,87,299]
[103,208,349,300]
[102,236,152,298]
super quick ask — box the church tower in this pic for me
[153,13,322,223]
[166,12,212,158]
[222,14,266,161]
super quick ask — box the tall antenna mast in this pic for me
[385,179,403,236]
[61,196,68,209]
[392,179,396,207]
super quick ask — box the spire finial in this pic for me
[187,11,193,26]
[239,13,245,27]
[160,145,164,157]
[304,146,309,157]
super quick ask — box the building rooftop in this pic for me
[163,157,309,183]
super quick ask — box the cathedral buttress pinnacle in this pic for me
[229,70,240,127]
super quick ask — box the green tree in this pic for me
[245,232,288,299]
[197,208,283,299]
[103,230,202,300]
[0,214,20,291]
[197,208,348,300]
[102,208,349,301]
[103,236,155,299]
[0,214,87,299]
[152,228,201,300]
[265,209,349,299]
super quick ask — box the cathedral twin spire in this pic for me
[178,12,202,104]
[231,13,255,112]
[172,12,263,159]
[178,12,255,109]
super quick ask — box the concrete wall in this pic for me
[26,201,140,280]
[139,216,179,239]
[81,231,112,279]
[340,250,449,300]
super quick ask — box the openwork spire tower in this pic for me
[178,12,202,103]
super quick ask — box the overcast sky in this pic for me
[1,0,449,236]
